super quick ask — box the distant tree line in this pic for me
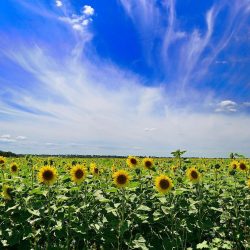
[0,150,19,157]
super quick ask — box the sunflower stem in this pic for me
[31,165,34,189]
[46,186,52,250]
[233,175,240,249]
[118,188,126,250]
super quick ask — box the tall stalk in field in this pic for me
[171,149,186,168]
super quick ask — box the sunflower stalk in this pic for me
[31,165,34,189]
[233,175,240,249]
[66,205,72,249]
[46,186,52,250]
[117,188,126,250]
[196,182,204,242]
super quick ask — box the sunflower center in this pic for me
[7,188,12,196]
[145,161,152,168]
[42,170,54,181]
[117,174,127,185]
[232,164,237,169]
[94,168,99,174]
[11,165,17,172]
[130,158,137,165]
[159,179,170,190]
[75,169,84,179]
[240,163,246,170]
[191,170,198,179]
[0,160,4,164]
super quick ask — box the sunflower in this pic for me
[113,170,130,188]
[238,161,247,171]
[65,164,71,171]
[10,162,18,174]
[126,156,139,168]
[111,164,116,172]
[186,167,201,183]
[172,165,178,172]
[70,165,86,184]
[90,163,100,176]
[247,179,250,188]
[230,160,238,170]
[155,175,173,194]
[2,185,13,200]
[0,156,6,166]
[37,166,58,186]
[143,157,154,170]
[33,165,38,171]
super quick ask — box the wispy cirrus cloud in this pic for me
[1,43,250,156]
[118,0,250,99]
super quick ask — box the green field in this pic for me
[0,156,250,249]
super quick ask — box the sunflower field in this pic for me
[0,155,250,249]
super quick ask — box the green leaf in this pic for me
[6,204,19,212]
[196,240,209,249]
[29,188,47,196]
[27,208,40,216]
[158,197,167,203]
[106,187,118,193]
[137,205,151,211]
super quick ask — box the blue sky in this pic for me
[0,0,250,157]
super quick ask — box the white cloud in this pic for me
[16,136,27,140]
[59,7,94,33]
[0,134,27,143]
[1,134,11,138]
[59,5,94,33]
[144,128,156,132]
[215,100,238,112]
[0,138,16,143]
[55,0,63,7]
[82,5,94,16]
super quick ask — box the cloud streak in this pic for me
[118,0,250,100]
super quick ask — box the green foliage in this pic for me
[0,156,250,249]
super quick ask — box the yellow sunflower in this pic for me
[247,178,250,188]
[113,170,130,188]
[0,156,6,166]
[126,156,139,168]
[10,162,18,174]
[64,164,71,171]
[90,163,100,176]
[2,185,13,200]
[142,157,154,170]
[111,164,116,172]
[37,166,58,186]
[155,175,173,194]
[238,161,247,172]
[186,167,201,183]
[230,160,238,170]
[172,165,178,172]
[70,165,86,184]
